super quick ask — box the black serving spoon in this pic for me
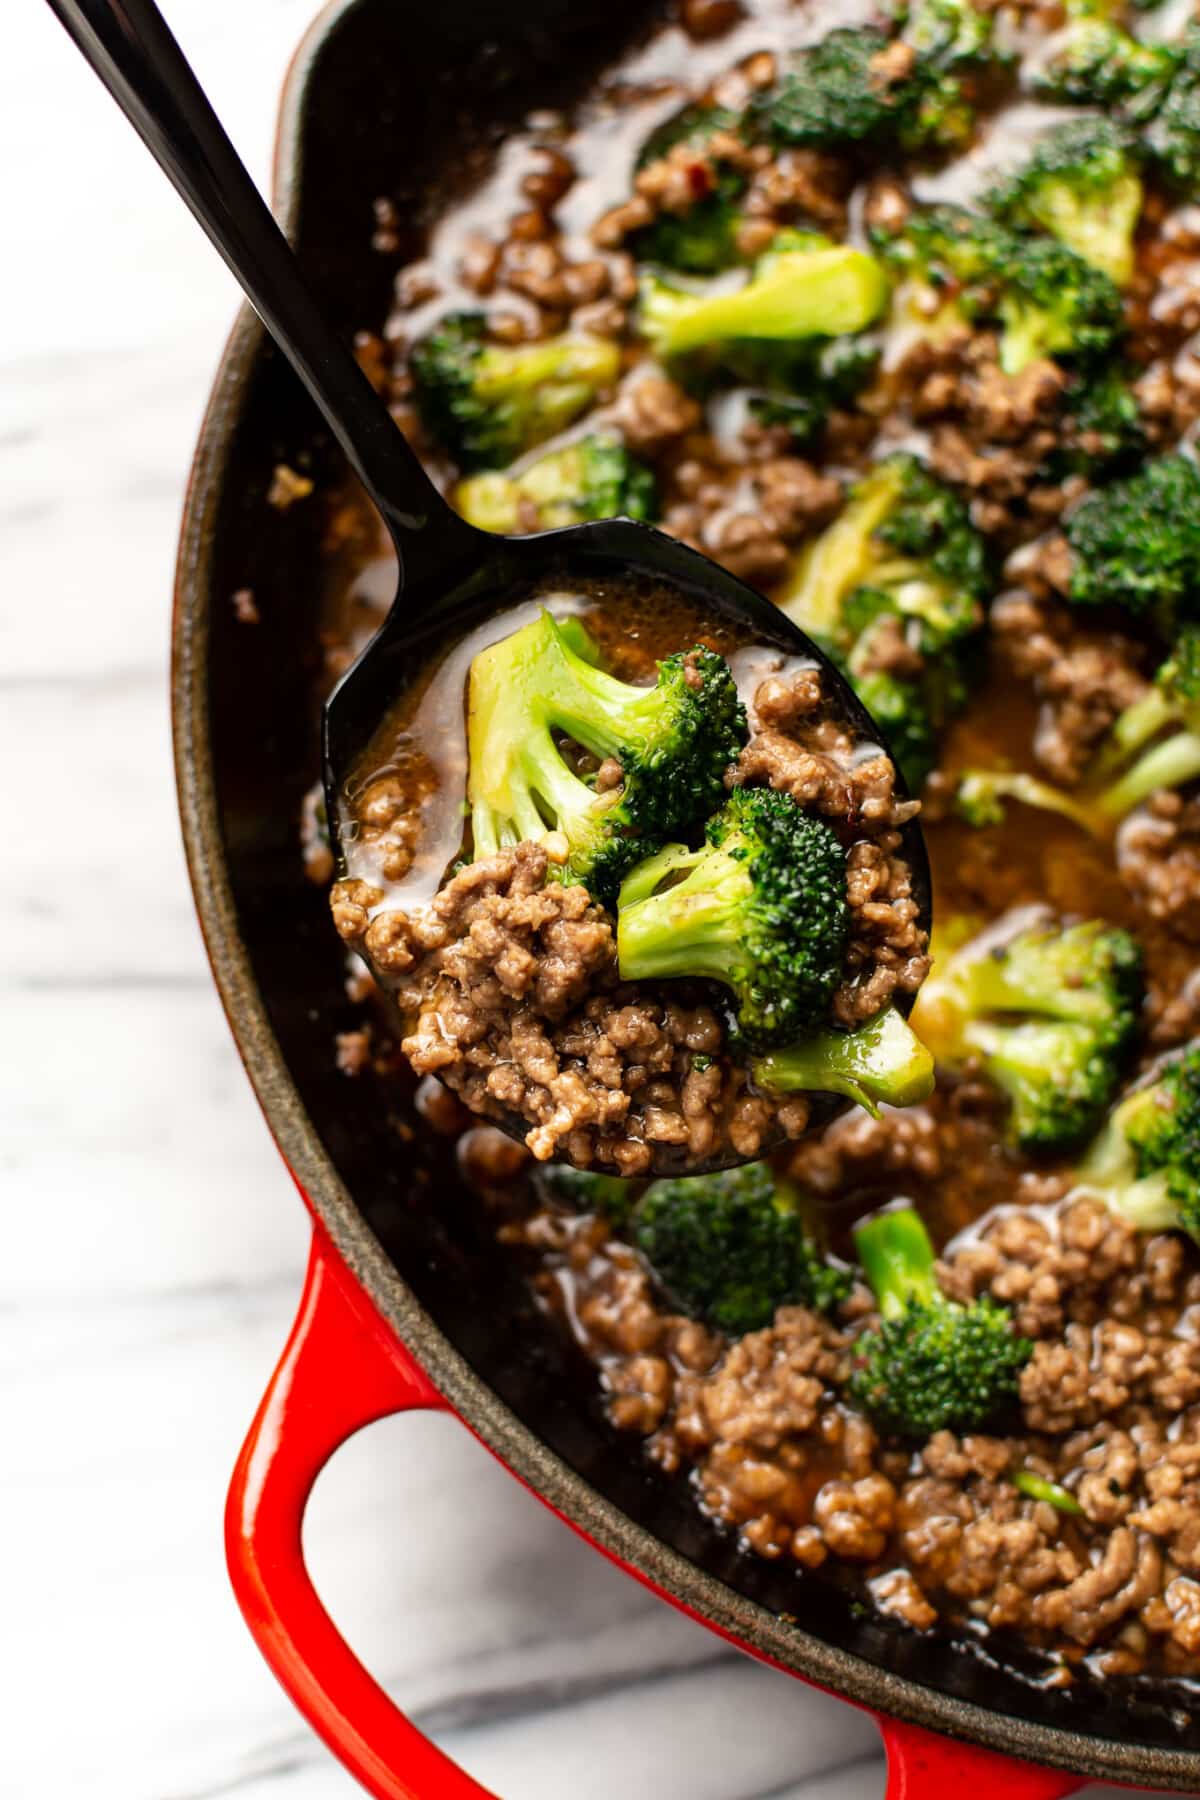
[50,0,931,1171]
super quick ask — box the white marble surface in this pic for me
[0,6,1181,1797]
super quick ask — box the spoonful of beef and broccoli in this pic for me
[334,607,933,1175]
[52,0,935,1174]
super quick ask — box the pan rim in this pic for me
[170,0,1200,1781]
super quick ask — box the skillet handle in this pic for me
[878,1717,1081,1798]
[225,1227,498,1800]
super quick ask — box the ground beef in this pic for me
[1119,792,1200,941]
[785,1101,942,1197]
[661,453,841,584]
[609,373,701,455]
[833,832,930,1027]
[500,1179,1200,1668]
[990,590,1149,785]
[938,1195,1145,1340]
[343,840,784,1168]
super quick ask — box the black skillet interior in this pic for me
[196,0,1200,1767]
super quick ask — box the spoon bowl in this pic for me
[50,0,931,1176]
[325,510,933,1175]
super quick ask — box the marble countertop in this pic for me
[1,5,1178,1796]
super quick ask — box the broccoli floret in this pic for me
[988,119,1143,286]
[894,0,1004,144]
[876,203,1125,374]
[898,0,995,68]
[1147,28,1200,189]
[1033,0,1179,113]
[776,454,989,788]
[1051,364,1147,479]
[615,786,849,1051]
[849,1205,1032,1437]
[1012,1469,1084,1514]
[752,1003,937,1113]
[631,1161,851,1336]
[411,313,620,470]
[1076,1040,1200,1241]
[743,334,882,448]
[454,437,658,534]
[996,234,1125,373]
[748,27,915,149]
[748,11,994,155]
[536,1164,638,1221]
[638,229,888,362]
[468,611,747,901]
[910,915,1143,1150]
[1066,453,1200,629]
[630,105,749,273]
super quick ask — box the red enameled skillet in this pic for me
[172,0,1200,1791]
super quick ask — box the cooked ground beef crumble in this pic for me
[296,0,1200,1688]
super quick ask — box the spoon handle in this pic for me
[46,0,478,580]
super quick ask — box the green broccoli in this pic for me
[894,0,1004,145]
[615,786,849,1050]
[909,915,1143,1151]
[1065,453,1200,630]
[898,0,995,68]
[630,105,749,273]
[631,1161,851,1336]
[454,437,658,534]
[1147,28,1200,190]
[536,1164,638,1221]
[747,27,917,150]
[987,119,1143,286]
[467,611,747,900]
[875,203,1125,374]
[775,454,990,788]
[1012,1469,1084,1514]
[638,229,888,363]
[743,334,882,448]
[752,1003,937,1114]
[1075,1040,1200,1241]
[748,9,994,155]
[1033,0,1179,113]
[953,768,1102,835]
[411,313,620,470]
[954,619,1200,838]
[1051,363,1147,480]
[849,1205,1032,1438]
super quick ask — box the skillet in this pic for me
[172,0,1200,1789]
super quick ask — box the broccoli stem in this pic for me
[617,844,751,985]
[474,334,620,404]
[550,653,683,764]
[778,461,906,640]
[753,1005,936,1115]
[470,714,603,857]
[958,735,1200,838]
[615,842,698,910]
[955,770,1099,835]
[1075,1087,1179,1229]
[1013,1469,1083,1515]
[1094,730,1200,822]
[643,244,887,358]
[1092,684,1177,774]
[853,1206,940,1320]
